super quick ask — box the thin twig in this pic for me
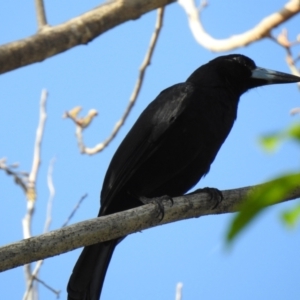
[290,107,300,115]
[22,90,48,300]
[75,125,86,154]
[24,167,84,299]
[24,191,85,299]
[175,282,183,300]
[23,157,56,300]
[0,158,28,193]
[269,29,300,89]
[33,276,61,298]
[286,53,300,89]
[197,0,208,13]
[22,260,42,300]
[44,158,56,233]
[28,90,48,190]
[77,7,165,155]
[62,194,88,227]
[34,0,48,30]
[23,89,48,237]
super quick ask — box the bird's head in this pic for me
[187,54,300,95]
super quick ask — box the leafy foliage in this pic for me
[259,122,300,152]
[227,122,300,244]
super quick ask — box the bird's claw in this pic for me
[188,187,223,209]
[140,195,173,220]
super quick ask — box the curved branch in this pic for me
[0,0,175,75]
[178,0,300,52]
[0,181,299,272]
[78,7,165,155]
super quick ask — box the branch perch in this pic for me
[0,0,175,75]
[1,182,299,272]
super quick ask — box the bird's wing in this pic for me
[100,82,195,213]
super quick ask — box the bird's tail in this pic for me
[67,239,118,300]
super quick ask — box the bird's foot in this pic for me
[140,195,173,220]
[188,187,223,209]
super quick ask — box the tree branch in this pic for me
[0,158,28,193]
[178,0,300,52]
[77,7,165,155]
[34,0,48,30]
[175,282,183,300]
[1,182,299,272]
[22,157,56,300]
[26,89,48,202]
[0,0,175,75]
[268,28,300,89]
[22,89,48,300]
[62,194,88,227]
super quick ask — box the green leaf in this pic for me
[288,123,300,142]
[259,122,300,152]
[259,134,282,152]
[282,203,300,228]
[226,173,300,244]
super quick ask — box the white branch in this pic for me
[28,89,48,188]
[178,0,300,52]
[23,157,56,300]
[22,90,48,300]
[44,157,55,233]
[175,282,183,300]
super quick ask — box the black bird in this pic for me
[67,54,300,300]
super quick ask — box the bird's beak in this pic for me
[251,67,300,85]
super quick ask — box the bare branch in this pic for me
[1,91,48,299]
[269,28,300,88]
[28,90,48,192]
[1,182,299,272]
[290,107,300,115]
[77,7,165,155]
[286,50,300,76]
[32,276,60,298]
[24,274,61,300]
[23,173,84,299]
[0,0,174,75]
[175,282,183,300]
[34,0,48,30]
[23,89,48,239]
[198,0,208,13]
[0,158,28,193]
[22,90,48,300]
[44,158,56,233]
[75,125,86,153]
[22,157,57,300]
[62,193,88,227]
[22,260,43,300]
[178,0,300,52]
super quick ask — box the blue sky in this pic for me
[0,1,299,299]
